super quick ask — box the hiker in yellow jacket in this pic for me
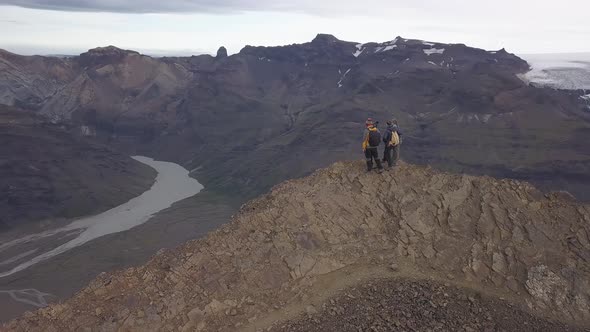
[362,118,383,172]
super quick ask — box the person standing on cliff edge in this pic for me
[382,119,403,169]
[362,118,383,172]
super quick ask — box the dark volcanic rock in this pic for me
[216,46,228,59]
[311,33,341,44]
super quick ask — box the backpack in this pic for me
[389,131,400,146]
[368,130,381,147]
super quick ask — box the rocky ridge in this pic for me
[4,161,589,331]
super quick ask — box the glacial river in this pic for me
[0,156,204,278]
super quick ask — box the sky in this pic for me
[0,0,589,56]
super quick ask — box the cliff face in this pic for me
[5,161,589,331]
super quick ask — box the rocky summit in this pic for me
[4,161,589,331]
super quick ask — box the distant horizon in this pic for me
[3,39,590,58]
[1,1,589,57]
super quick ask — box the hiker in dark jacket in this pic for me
[382,119,403,168]
[362,118,383,172]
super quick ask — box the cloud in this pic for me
[0,0,588,55]
[0,0,273,13]
[2,0,588,30]
[0,0,426,15]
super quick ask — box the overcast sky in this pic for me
[0,0,589,56]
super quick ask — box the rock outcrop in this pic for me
[215,47,228,59]
[4,161,589,331]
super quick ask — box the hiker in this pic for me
[362,118,383,172]
[382,119,402,168]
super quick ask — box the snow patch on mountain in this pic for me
[337,68,351,88]
[372,39,399,53]
[353,44,365,57]
[424,48,445,56]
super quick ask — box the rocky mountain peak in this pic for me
[5,161,590,331]
[78,45,140,67]
[311,33,342,45]
[216,46,228,59]
[83,45,139,56]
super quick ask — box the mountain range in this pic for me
[2,34,589,214]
